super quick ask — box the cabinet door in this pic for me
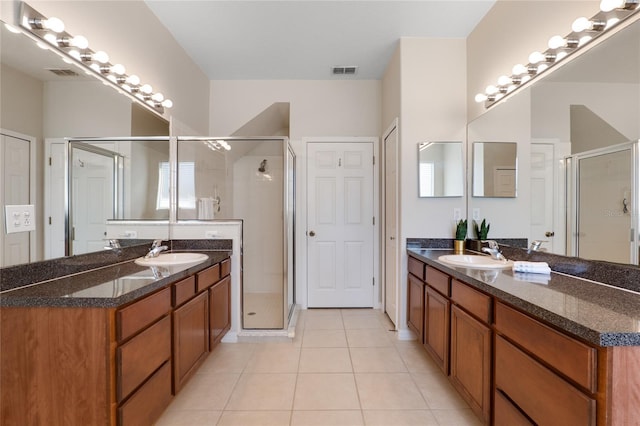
[423,285,450,374]
[407,274,425,342]
[173,291,209,393]
[450,305,491,424]
[209,276,231,349]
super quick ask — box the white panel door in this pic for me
[45,140,67,259]
[384,126,399,326]
[1,134,31,266]
[530,144,555,253]
[307,142,374,308]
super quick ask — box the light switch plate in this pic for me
[472,208,481,221]
[5,204,36,234]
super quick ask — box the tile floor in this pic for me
[155,309,482,426]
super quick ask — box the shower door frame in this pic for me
[567,140,639,265]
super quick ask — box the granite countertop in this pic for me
[407,248,640,347]
[0,251,230,308]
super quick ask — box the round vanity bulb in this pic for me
[93,50,109,64]
[600,0,625,11]
[497,75,512,86]
[537,63,549,73]
[606,17,620,29]
[68,49,81,60]
[161,99,173,108]
[72,35,89,49]
[475,93,488,103]
[151,92,164,102]
[548,35,566,49]
[528,51,545,64]
[555,51,568,61]
[485,85,499,95]
[140,84,153,94]
[572,17,591,32]
[512,64,527,76]
[43,33,57,44]
[579,35,593,47]
[107,74,118,84]
[43,17,65,33]
[36,41,49,50]
[4,23,21,34]
[126,74,140,86]
[111,63,126,75]
[90,63,101,73]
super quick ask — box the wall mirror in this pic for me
[418,141,464,197]
[472,142,517,198]
[467,16,640,265]
[0,21,170,266]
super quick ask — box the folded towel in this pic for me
[512,261,551,275]
[513,272,550,285]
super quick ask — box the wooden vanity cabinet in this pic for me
[173,291,209,393]
[423,284,450,373]
[407,273,425,341]
[210,275,231,349]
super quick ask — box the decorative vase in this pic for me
[453,239,465,254]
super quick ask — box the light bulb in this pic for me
[44,33,57,44]
[475,93,488,103]
[520,75,531,84]
[606,17,620,29]
[485,85,498,95]
[36,41,49,50]
[548,35,566,49]
[537,63,549,73]
[572,17,591,32]
[140,84,153,94]
[72,36,89,49]
[528,51,545,64]
[126,75,140,86]
[43,17,65,33]
[4,24,21,34]
[579,35,593,47]
[68,49,81,60]
[121,84,132,92]
[512,64,527,75]
[151,92,164,102]
[111,64,126,75]
[93,50,109,64]
[556,51,568,61]
[161,99,173,108]
[90,63,101,73]
[107,74,118,83]
[497,75,512,86]
[600,0,625,11]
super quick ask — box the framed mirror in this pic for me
[472,142,517,198]
[418,141,464,197]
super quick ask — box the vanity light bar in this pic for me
[475,0,640,108]
[18,2,173,116]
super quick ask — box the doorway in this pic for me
[306,141,375,308]
[383,122,399,327]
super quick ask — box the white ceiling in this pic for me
[144,0,496,80]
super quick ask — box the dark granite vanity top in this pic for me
[0,240,232,309]
[408,248,640,348]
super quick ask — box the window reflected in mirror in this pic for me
[418,141,464,197]
[472,142,517,198]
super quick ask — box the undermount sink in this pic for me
[438,254,513,270]
[134,252,208,267]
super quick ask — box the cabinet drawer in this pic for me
[117,287,171,341]
[425,266,449,296]
[173,276,196,307]
[494,390,534,426]
[495,302,597,392]
[118,360,173,426]
[117,315,171,402]
[197,263,220,292]
[495,335,596,426]
[220,257,231,278]
[408,256,425,280]
[451,279,491,324]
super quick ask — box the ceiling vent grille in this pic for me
[46,68,79,77]
[332,66,358,75]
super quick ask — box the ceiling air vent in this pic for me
[47,68,80,77]
[332,66,358,76]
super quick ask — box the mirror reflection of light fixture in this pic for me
[18,2,173,116]
[475,3,639,108]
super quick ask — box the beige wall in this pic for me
[209,80,381,138]
[3,0,210,135]
[467,1,599,121]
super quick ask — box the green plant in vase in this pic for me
[454,219,467,253]
[474,219,490,240]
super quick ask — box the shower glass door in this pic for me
[570,142,638,264]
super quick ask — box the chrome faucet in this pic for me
[145,239,168,258]
[103,239,122,252]
[482,240,506,261]
[528,240,547,253]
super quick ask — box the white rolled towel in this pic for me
[512,261,551,275]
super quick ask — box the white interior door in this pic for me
[307,142,374,308]
[384,125,399,326]
[71,148,115,255]
[1,133,32,266]
[45,140,67,259]
[530,144,555,252]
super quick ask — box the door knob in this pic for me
[545,231,555,237]
[309,231,316,237]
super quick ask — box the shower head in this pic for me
[258,159,267,173]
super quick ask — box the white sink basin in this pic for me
[135,252,208,267]
[438,254,513,270]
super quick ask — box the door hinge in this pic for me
[373,155,375,165]
[48,157,52,166]
[373,216,375,225]
[372,277,375,286]
[48,216,52,225]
